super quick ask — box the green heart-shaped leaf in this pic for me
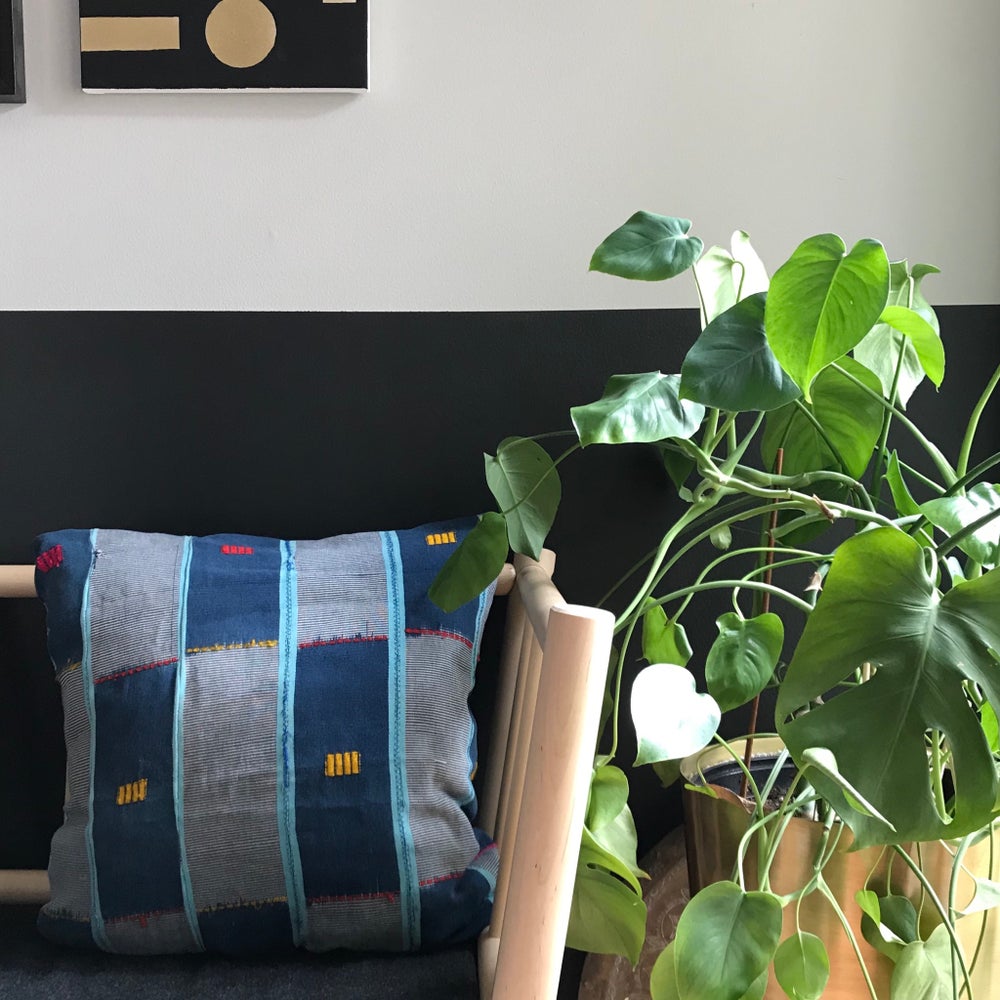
[632,663,720,765]
[587,764,630,831]
[854,260,940,408]
[766,234,890,400]
[427,512,509,613]
[692,231,769,328]
[680,293,801,412]
[571,372,705,447]
[642,601,692,666]
[705,612,783,712]
[890,925,957,1000]
[773,932,830,1000]
[484,437,560,560]
[673,882,782,1000]
[878,305,945,388]
[920,483,1000,568]
[590,212,704,281]
[566,862,647,964]
[777,528,1000,846]
[762,357,884,478]
[650,942,682,1000]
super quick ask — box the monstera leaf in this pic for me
[777,528,1000,847]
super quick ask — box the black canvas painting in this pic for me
[79,0,368,93]
[1,0,25,103]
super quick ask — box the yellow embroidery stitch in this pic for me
[425,531,457,546]
[116,778,148,806]
[186,639,278,655]
[325,752,361,777]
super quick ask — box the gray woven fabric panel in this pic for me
[105,911,198,955]
[44,667,91,923]
[88,531,182,682]
[295,535,388,643]
[182,645,286,910]
[404,636,481,883]
[304,898,404,952]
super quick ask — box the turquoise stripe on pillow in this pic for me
[277,540,307,947]
[173,536,205,952]
[80,528,110,952]
[381,530,421,951]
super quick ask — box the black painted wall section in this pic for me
[0,306,996,970]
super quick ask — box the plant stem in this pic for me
[742,448,783,798]
[957,362,1000,481]
[871,337,909,509]
[833,362,957,486]
[935,505,1000,560]
[890,845,974,999]
[814,876,880,1000]
[644,579,814,617]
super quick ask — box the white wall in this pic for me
[2,1,998,310]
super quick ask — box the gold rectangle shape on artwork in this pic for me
[80,17,182,53]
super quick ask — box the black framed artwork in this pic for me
[1,0,25,103]
[78,1,369,93]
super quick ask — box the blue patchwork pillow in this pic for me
[33,520,498,955]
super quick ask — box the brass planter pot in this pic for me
[681,738,999,999]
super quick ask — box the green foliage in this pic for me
[642,601,693,666]
[429,209,1000,1000]
[778,528,1000,846]
[773,932,830,1000]
[631,663,721,766]
[484,437,561,560]
[854,261,941,408]
[571,372,705,447]
[765,234,890,400]
[590,212,704,282]
[673,882,782,1000]
[704,612,783,713]
[426,512,508,613]
[680,293,801,412]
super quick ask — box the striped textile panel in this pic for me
[32,520,498,955]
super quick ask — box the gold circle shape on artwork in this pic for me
[205,0,277,69]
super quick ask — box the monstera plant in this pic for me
[432,212,1000,999]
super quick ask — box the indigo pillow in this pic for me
[33,521,498,955]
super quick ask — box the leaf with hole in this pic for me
[777,528,1000,846]
[705,612,783,713]
[590,212,704,281]
[484,437,560,560]
[673,882,782,1000]
[632,663,720,766]
[766,234,889,401]
[572,372,705,447]
[428,512,509,613]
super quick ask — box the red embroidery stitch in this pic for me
[220,545,254,556]
[36,545,64,573]
[95,657,178,686]
[405,627,473,649]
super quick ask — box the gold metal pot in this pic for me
[681,738,999,998]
